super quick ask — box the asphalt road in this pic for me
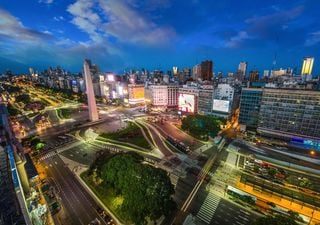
[153,120,203,151]
[190,188,258,225]
[43,155,108,225]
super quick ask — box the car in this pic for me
[96,207,103,214]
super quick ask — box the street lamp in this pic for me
[310,150,315,156]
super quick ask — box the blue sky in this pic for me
[0,0,319,75]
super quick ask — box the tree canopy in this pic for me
[15,94,31,104]
[98,153,176,225]
[181,115,224,140]
[253,213,300,225]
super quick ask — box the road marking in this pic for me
[237,215,249,221]
[240,209,250,215]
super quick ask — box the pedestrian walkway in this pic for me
[38,141,82,161]
[196,192,221,224]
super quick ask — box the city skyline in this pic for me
[0,0,320,74]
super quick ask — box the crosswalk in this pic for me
[196,192,221,224]
[38,148,65,161]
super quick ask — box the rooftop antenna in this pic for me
[272,34,279,70]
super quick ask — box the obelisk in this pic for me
[83,59,99,121]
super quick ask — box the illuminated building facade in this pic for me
[128,84,145,105]
[301,57,314,75]
[258,88,320,142]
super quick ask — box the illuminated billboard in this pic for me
[212,99,230,113]
[107,74,115,82]
[178,94,195,113]
[128,85,145,104]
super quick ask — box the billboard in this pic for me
[212,99,230,113]
[178,94,195,113]
[128,85,145,104]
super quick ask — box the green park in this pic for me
[181,114,225,140]
[81,152,176,225]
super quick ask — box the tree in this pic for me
[253,214,299,225]
[15,94,31,104]
[99,153,176,225]
[181,115,223,140]
[7,103,20,116]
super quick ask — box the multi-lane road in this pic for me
[43,154,107,225]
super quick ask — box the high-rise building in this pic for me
[301,57,314,75]
[239,88,263,129]
[173,66,178,78]
[248,70,259,82]
[200,60,213,81]
[263,70,269,78]
[198,85,213,115]
[257,89,320,142]
[192,64,201,80]
[212,84,235,118]
[83,59,99,122]
[238,61,247,77]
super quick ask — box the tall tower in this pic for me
[83,59,99,121]
[238,61,247,77]
[200,60,213,81]
[301,57,314,75]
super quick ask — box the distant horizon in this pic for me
[0,0,319,75]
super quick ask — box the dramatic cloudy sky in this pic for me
[0,0,319,74]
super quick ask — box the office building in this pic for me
[212,84,235,118]
[200,60,213,81]
[257,88,320,142]
[83,59,99,121]
[198,85,214,115]
[248,70,259,82]
[173,66,178,79]
[178,85,199,113]
[239,88,263,130]
[167,84,179,108]
[238,62,247,76]
[148,84,179,109]
[271,68,287,78]
[192,64,201,81]
[128,84,145,105]
[301,57,314,75]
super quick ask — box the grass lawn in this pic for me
[57,107,77,119]
[80,171,128,224]
[100,122,152,150]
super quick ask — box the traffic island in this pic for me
[79,152,176,225]
[99,122,153,151]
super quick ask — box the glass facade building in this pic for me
[239,88,263,128]
[257,89,320,140]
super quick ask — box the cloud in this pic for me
[0,8,52,42]
[38,0,54,4]
[305,31,320,47]
[224,5,304,48]
[99,0,176,45]
[225,31,252,48]
[67,0,103,42]
[66,0,176,46]
[53,16,65,21]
